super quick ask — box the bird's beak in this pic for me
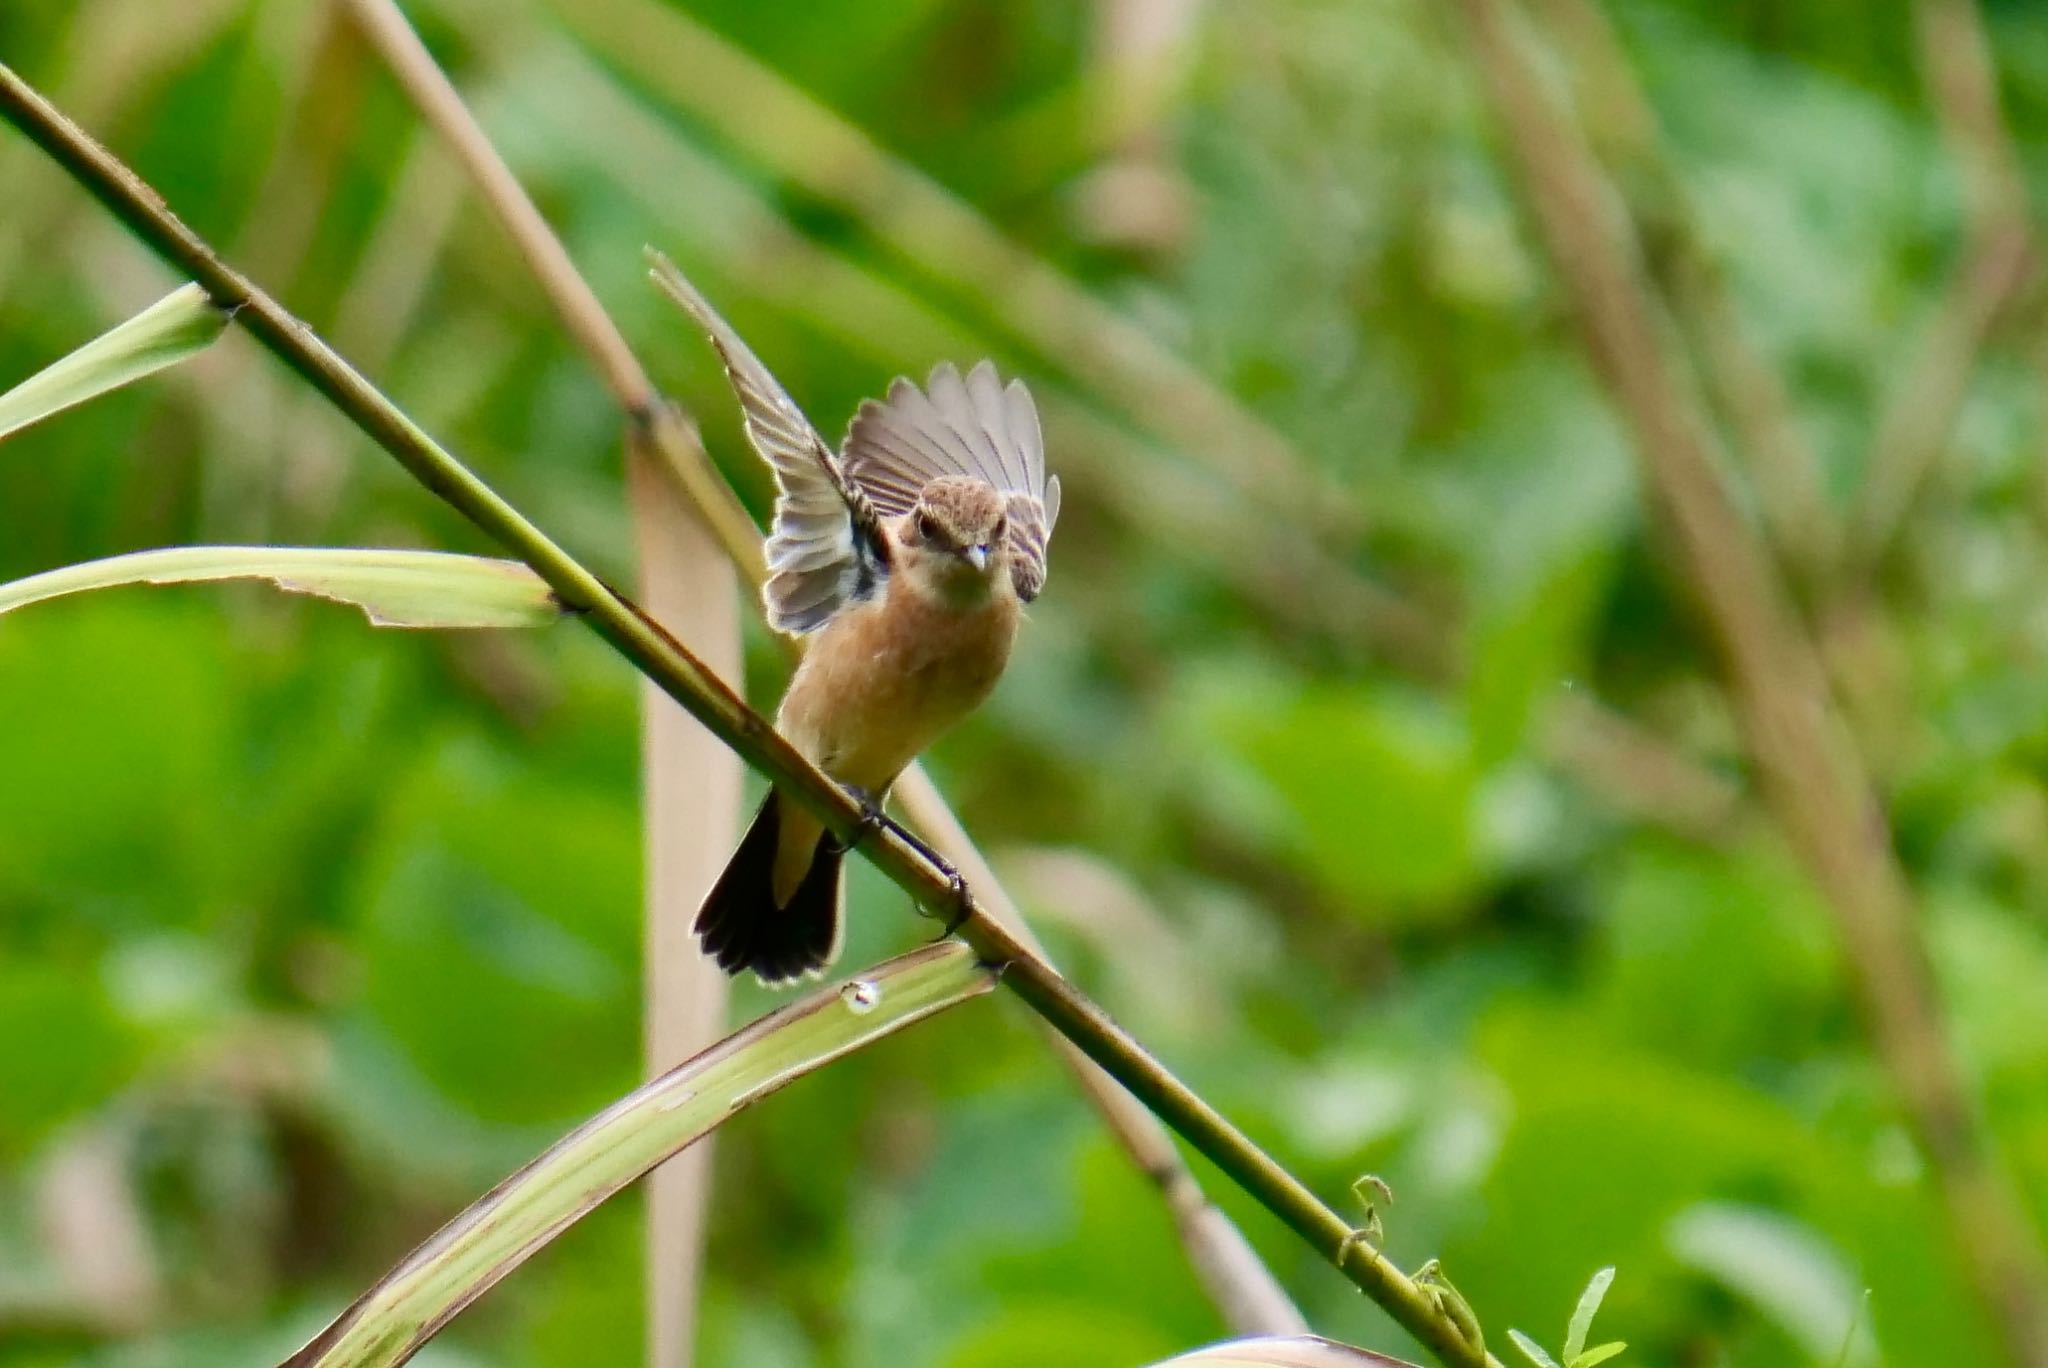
[962,544,989,572]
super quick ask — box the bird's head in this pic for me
[901,477,1010,597]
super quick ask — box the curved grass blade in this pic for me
[0,282,230,441]
[282,943,995,1368]
[0,546,561,629]
[1147,1336,1423,1367]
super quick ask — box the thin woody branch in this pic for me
[0,62,1496,1368]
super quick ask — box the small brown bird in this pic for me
[655,260,1059,983]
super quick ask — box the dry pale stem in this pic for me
[1844,0,2038,581]
[1531,0,1838,583]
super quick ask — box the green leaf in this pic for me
[0,546,561,629]
[1465,546,1607,766]
[1564,1266,1615,1360]
[287,943,995,1368]
[1593,839,1834,1066]
[1196,674,1482,917]
[351,739,641,1128]
[0,282,230,441]
[1568,1343,1626,1368]
[1506,1329,1563,1368]
[0,964,141,1160]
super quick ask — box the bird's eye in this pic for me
[992,516,1008,539]
[916,511,939,541]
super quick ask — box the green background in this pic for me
[4,0,2048,1364]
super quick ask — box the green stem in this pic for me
[0,61,1497,1368]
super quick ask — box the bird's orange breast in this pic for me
[777,571,1020,795]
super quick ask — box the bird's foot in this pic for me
[830,786,974,938]
[831,785,889,854]
[884,820,974,938]
[929,867,974,940]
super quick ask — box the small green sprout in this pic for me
[1336,1174,1395,1265]
[1413,1257,1485,1353]
[1508,1265,1626,1368]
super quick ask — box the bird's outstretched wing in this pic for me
[842,361,1061,601]
[649,252,887,635]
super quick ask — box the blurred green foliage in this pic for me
[4,0,2048,1365]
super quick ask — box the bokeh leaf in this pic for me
[0,282,229,441]
[1466,547,1607,767]
[0,963,141,1160]
[1666,1203,1875,1366]
[346,737,642,1132]
[1194,672,1483,919]
[1591,839,1835,1066]
[0,546,561,629]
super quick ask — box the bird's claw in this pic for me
[903,840,973,938]
[932,867,974,940]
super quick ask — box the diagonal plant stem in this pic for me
[1841,0,2037,584]
[1916,0,2027,238]
[337,0,1306,1338]
[1451,4,2048,1364]
[1842,219,2032,581]
[878,768,1310,1335]
[0,62,1498,1368]
[1530,0,1838,587]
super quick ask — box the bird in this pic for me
[652,256,1060,984]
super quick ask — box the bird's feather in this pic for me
[649,254,887,634]
[693,791,843,983]
[843,361,1060,601]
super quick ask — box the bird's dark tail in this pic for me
[693,791,845,984]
